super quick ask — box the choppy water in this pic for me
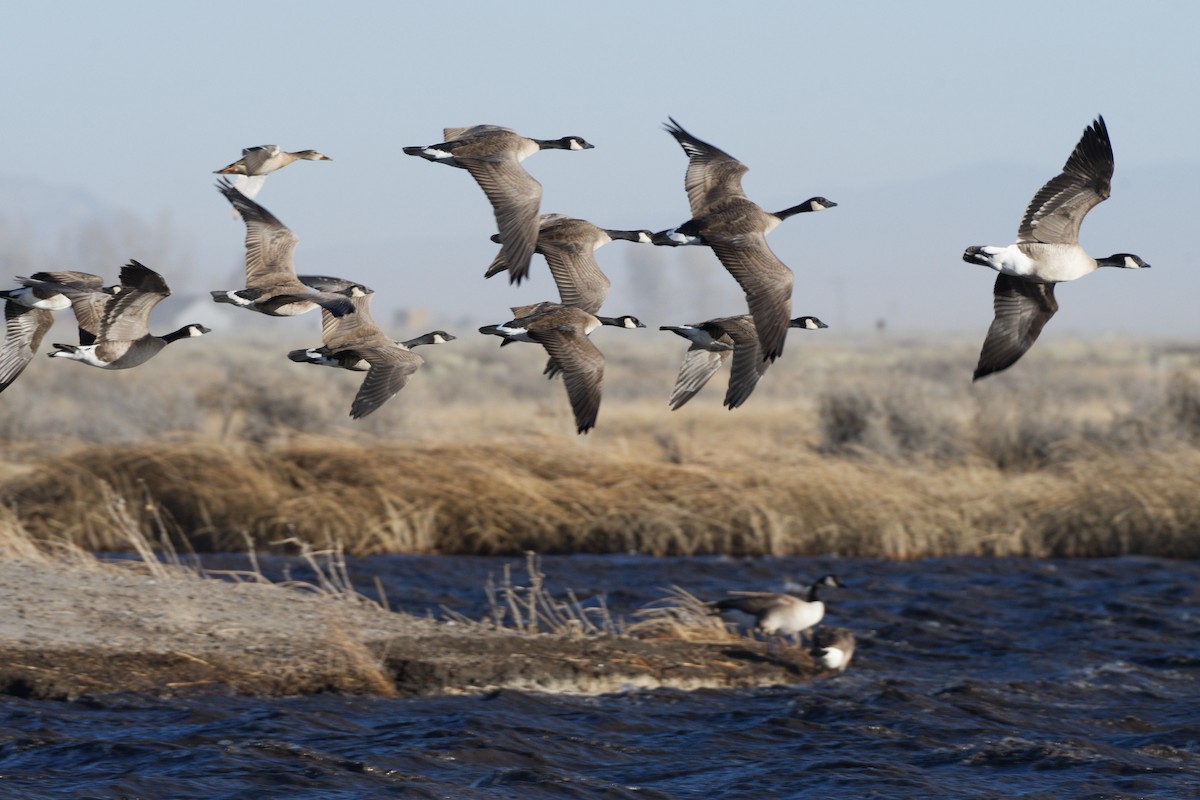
[1,555,1198,799]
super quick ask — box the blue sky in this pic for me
[2,1,1197,335]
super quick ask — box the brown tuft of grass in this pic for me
[628,586,741,642]
[443,552,622,637]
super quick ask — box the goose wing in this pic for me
[974,274,1058,380]
[218,178,300,286]
[462,157,543,284]
[716,316,770,409]
[348,345,424,419]
[527,326,605,434]
[22,272,108,344]
[708,237,794,363]
[0,302,54,392]
[712,592,786,616]
[537,222,611,315]
[664,118,750,216]
[98,261,170,342]
[667,340,732,410]
[1017,116,1113,245]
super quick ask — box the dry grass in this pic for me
[628,586,741,642]
[1,331,1198,558]
[440,552,623,637]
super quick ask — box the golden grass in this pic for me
[1,331,1198,558]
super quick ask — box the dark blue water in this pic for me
[1,555,1198,799]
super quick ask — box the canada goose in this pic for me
[0,274,75,393]
[284,279,446,418]
[810,626,855,672]
[403,126,595,284]
[710,574,844,653]
[478,302,643,434]
[213,179,359,317]
[288,330,456,372]
[656,118,836,362]
[35,261,209,369]
[963,116,1150,380]
[213,145,332,202]
[660,314,828,410]
[486,214,653,314]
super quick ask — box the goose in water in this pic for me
[284,278,452,419]
[0,274,75,392]
[710,574,844,653]
[655,118,836,362]
[660,314,827,410]
[486,214,653,314]
[479,302,643,434]
[213,179,360,318]
[810,626,856,672]
[214,145,332,203]
[33,261,209,369]
[404,126,594,284]
[963,116,1149,380]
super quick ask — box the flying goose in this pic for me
[963,116,1150,380]
[710,574,844,653]
[213,179,360,317]
[0,274,74,393]
[656,118,836,362]
[478,302,643,434]
[288,330,456,372]
[485,214,653,314]
[34,261,209,369]
[403,126,595,284]
[284,278,449,418]
[214,145,332,202]
[660,314,828,410]
[810,626,856,672]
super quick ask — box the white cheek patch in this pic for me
[624,318,639,329]
[1125,256,1139,269]
[432,334,447,344]
[569,140,583,150]
[637,232,652,244]
[424,148,453,159]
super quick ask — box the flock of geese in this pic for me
[0,117,1149,431]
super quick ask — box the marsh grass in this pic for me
[1,331,1198,558]
[441,552,623,637]
[628,586,741,643]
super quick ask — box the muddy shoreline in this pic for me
[0,560,818,700]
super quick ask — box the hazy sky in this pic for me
[2,1,1197,337]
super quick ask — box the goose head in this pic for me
[789,316,829,330]
[536,136,595,151]
[598,314,645,329]
[164,323,212,342]
[1097,253,1150,269]
[293,150,333,161]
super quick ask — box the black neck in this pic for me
[162,326,195,343]
[774,200,821,220]
[604,229,649,243]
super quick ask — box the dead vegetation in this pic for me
[1,331,1198,559]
